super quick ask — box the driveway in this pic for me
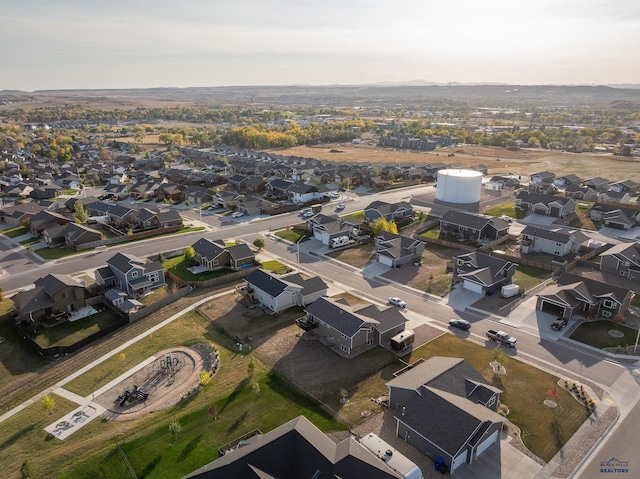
[443,283,484,311]
[519,214,558,226]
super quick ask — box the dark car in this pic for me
[551,318,568,330]
[449,318,471,331]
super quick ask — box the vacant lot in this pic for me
[267,144,640,183]
[326,243,375,268]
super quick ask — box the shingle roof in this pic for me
[304,297,379,337]
[245,269,292,297]
[281,273,328,296]
[107,252,145,274]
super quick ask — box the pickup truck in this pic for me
[486,329,517,348]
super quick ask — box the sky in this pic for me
[1,0,639,91]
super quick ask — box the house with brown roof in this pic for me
[12,273,86,323]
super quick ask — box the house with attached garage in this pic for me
[596,190,632,204]
[242,268,328,313]
[610,180,639,195]
[364,200,413,224]
[554,174,581,188]
[599,243,640,282]
[12,273,87,323]
[516,191,576,218]
[563,185,597,202]
[439,210,509,242]
[530,170,555,184]
[453,251,517,295]
[95,252,165,297]
[191,238,255,271]
[583,176,610,192]
[305,214,357,246]
[536,272,632,319]
[589,203,640,230]
[298,297,407,358]
[519,225,590,257]
[386,356,504,474]
[287,181,329,204]
[374,231,425,268]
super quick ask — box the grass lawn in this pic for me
[326,243,374,268]
[419,227,468,244]
[162,255,243,282]
[340,211,364,222]
[274,227,308,243]
[406,245,458,297]
[19,237,41,247]
[484,203,526,219]
[30,308,122,349]
[63,189,78,195]
[0,301,49,391]
[1,225,27,238]
[512,265,552,291]
[403,335,589,462]
[570,320,639,349]
[35,246,83,260]
[568,203,598,231]
[138,283,174,306]
[261,260,289,275]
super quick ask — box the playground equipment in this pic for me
[116,385,149,406]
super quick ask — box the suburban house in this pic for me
[191,238,255,271]
[520,225,590,257]
[12,273,86,323]
[453,251,517,295]
[596,190,632,204]
[287,181,328,204]
[95,252,165,297]
[536,272,633,319]
[530,171,556,184]
[553,174,581,188]
[0,201,44,225]
[103,183,131,200]
[31,184,63,199]
[107,204,137,227]
[589,203,640,230]
[236,195,270,216]
[599,243,640,282]
[183,415,404,479]
[136,208,184,230]
[154,183,186,202]
[515,191,576,218]
[386,357,504,473]
[42,222,102,249]
[527,182,557,195]
[299,297,407,358]
[28,210,71,236]
[439,210,509,242]
[583,177,610,192]
[374,231,425,268]
[364,201,413,224]
[265,178,294,199]
[305,214,356,246]
[487,175,520,189]
[610,180,639,195]
[563,185,597,201]
[242,268,328,313]
[214,191,242,209]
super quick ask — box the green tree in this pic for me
[252,238,265,250]
[184,246,196,264]
[74,201,89,224]
[41,394,55,414]
[169,419,182,442]
[370,217,398,236]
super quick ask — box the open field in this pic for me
[267,144,640,183]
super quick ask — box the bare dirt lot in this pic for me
[267,144,640,183]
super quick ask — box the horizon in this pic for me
[2,1,640,91]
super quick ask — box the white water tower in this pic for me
[436,169,482,204]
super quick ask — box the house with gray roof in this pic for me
[589,203,640,230]
[136,208,184,230]
[599,243,640,283]
[243,268,327,313]
[287,181,328,204]
[553,174,581,188]
[183,415,404,479]
[563,185,597,201]
[453,251,517,295]
[305,214,356,246]
[583,176,610,192]
[386,357,503,473]
[515,191,576,218]
[530,171,555,184]
[191,238,255,271]
[520,225,589,257]
[375,231,425,268]
[439,210,509,242]
[610,180,639,195]
[596,190,632,204]
[95,252,165,297]
[28,210,71,236]
[364,201,413,224]
[300,297,407,358]
[536,272,632,320]
[12,273,86,323]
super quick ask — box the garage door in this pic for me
[452,449,468,471]
[313,230,324,241]
[550,206,560,217]
[463,280,483,294]
[378,254,394,267]
[539,299,566,317]
[476,429,499,457]
[534,207,547,215]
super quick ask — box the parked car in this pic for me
[448,318,471,331]
[231,211,244,218]
[328,192,340,198]
[336,203,345,211]
[551,317,568,330]
[302,211,315,218]
[388,297,406,308]
[500,215,513,223]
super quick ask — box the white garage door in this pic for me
[463,280,483,294]
[313,230,323,242]
[378,254,394,267]
[452,449,468,471]
[476,429,499,457]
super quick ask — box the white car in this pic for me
[336,203,345,211]
[388,297,406,308]
[328,192,340,198]
[231,211,244,218]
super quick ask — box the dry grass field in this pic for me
[268,144,640,183]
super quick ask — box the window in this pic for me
[132,271,138,278]
[341,333,348,340]
[602,299,616,309]
[147,272,159,283]
[367,337,374,345]
[341,344,348,352]
[486,396,496,408]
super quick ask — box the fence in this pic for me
[76,225,185,251]
[169,266,259,289]
[127,283,192,322]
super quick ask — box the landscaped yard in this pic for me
[570,320,640,350]
[339,210,364,222]
[261,260,290,275]
[1,225,27,238]
[419,227,469,245]
[29,307,123,349]
[274,227,308,243]
[162,254,245,282]
[512,265,552,291]
[326,243,374,268]
[484,202,526,219]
